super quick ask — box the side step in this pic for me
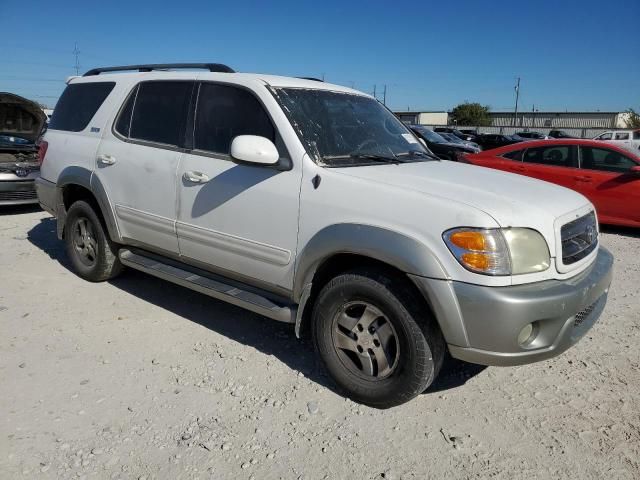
[118,249,295,324]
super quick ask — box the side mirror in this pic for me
[630,165,640,175]
[230,135,279,166]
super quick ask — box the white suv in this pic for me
[36,64,613,407]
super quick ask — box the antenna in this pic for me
[73,42,81,76]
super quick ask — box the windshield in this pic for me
[272,88,433,166]
[413,127,448,144]
[441,133,464,144]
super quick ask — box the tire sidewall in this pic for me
[313,273,435,407]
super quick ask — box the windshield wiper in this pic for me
[397,150,440,161]
[322,153,403,165]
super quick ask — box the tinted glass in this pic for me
[634,131,640,140]
[614,132,629,140]
[523,146,578,167]
[580,147,638,173]
[130,81,192,146]
[49,82,115,132]
[502,149,523,160]
[414,127,447,143]
[597,133,612,140]
[194,83,275,154]
[115,85,137,137]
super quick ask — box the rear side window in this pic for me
[634,131,640,140]
[129,81,193,146]
[114,85,137,138]
[614,132,629,140]
[523,145,578,168]
[580,147,637,173]
[502,149,523,160]
[194,83,275,155]
[50,82,115,132]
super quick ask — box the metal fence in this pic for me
[420,125,613,139]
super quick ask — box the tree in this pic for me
[450,102,492,126]
[624,108,640,129]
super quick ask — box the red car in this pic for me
[463,139,640,227]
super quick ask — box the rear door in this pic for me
[94,80,194,253]
[520,144,580,190]
[577,145,640,224]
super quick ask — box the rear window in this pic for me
[49,82,115,132]
[502,149,523,160]
[129,81,193,146]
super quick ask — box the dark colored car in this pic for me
[476,133,521,150]
[548,129,576,139]
[516,131,548,140]
[433,127,478,142]
[410,126,479,160]
[463,139,640,227]
[0,93,46,205]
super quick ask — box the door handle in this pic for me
[97,154,116,166]
[573,176,592,183]
[183,171,210,184]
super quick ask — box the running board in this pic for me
[118,249,295,323]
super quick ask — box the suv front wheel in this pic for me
[64,200,123,282]
[312,268,445,408]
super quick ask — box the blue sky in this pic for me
[2,0,638,112]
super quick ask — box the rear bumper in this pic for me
[411,247,613,366]
[0,178,38,205]
[35,177,57,215]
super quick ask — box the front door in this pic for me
[176,82,302,291]
[520,144,580,191]
[94,80,194,254]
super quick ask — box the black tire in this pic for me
[64,200,123,282]
[312,268,445,408]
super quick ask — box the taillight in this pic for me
[38,141,49,166]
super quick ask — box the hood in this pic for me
[0,92,47,144]
[332,160,590,228]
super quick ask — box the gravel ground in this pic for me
[1,206,639,480]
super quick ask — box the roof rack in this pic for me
[297,77,324,82]
[83,63,235,76]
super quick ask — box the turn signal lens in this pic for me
[461,252,490,270]
[449,231,490,251]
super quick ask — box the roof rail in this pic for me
[83,63,235,76]
[297,77,324,82]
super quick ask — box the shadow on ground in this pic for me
[600,225,640,239]
[0,204,41,216]
[27,216,485,403]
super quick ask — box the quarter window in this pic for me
[49,82,115,132]
[580,147,638,173]
[114,85,138,138]
[129,81,193,146]
[523,146,578,168]
[502,149,523,160]
[597,132,612,140]
[614,132,630,140]
[194,83,275,155]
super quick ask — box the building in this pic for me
[394,111,448,126]
[489,111,631,129]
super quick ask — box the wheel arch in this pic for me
[55,166,120,242]
[293,224,449,338]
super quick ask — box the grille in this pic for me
[574,301,597,327]
[0,188,37,202]
[561,212,598,265]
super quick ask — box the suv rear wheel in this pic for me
[312,268,444,408]
[64,200,123,282]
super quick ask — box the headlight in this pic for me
[443,228,550,276]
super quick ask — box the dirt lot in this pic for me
[1,206,639,480]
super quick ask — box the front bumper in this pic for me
[411,247,613,366]
[0,177,39,205]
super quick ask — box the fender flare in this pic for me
[56,166,121,242]
[292,224,449,336]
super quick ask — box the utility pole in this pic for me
[513,77,520,127]
[73,42,81,76]
[373,85,377,100]
[383,85,387,106]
